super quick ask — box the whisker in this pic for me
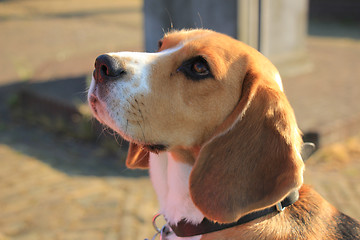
[126,119,129,134]
[197,12,204,29]
[137,149,149,163]
[165,8,174,31]
[113,132,121,146]
[137,120,146,143]
[135,98,146,133]
[95,126,106,143]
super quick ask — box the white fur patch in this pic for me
[108,45,183,94]
[107,45,184,100]
[149,152,204,240]
[88,44,184,140]
[107,51,154,95]
[88,76,120,132]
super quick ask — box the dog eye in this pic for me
[178,56,213,80]
[192,61,209,75]
[157,39,163,51]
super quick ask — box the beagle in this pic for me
[88,29,360,239]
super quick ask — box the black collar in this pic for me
[169,190,299,237]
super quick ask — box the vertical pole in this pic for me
[237,0,260,50]
[257,0,262,52]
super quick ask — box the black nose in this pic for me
[94,54,125,83]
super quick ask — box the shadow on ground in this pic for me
[0,76,147,178]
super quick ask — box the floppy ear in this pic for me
[126,143,149,169]
[189,71,304,223]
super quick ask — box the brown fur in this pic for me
[117,29,360,238]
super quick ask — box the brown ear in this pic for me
[189,71,304,223]
[126,143,149,169]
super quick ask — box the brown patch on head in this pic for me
[124,29,255,160]
[158,29,213,52]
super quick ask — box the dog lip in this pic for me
[89,94,97,105]
[89,94,99,114]
[89,94,97,102]
[142,144,168,154]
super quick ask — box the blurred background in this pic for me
[0,0,359,239]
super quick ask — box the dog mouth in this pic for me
[89,94,98,114]
[142,144,168,154]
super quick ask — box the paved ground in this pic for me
[284,36,360,145]
[0,145,156,240]
[0,124,359,240]
[0,0,360,239]
[0,122,157,240]
[0,0,143,85]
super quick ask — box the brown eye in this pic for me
[192,61,209,75]
[177,56,213,81]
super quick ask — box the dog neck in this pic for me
[149,151,204,240]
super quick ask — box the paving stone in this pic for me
[0,145,156,240]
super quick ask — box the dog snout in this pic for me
[94,54,126,83]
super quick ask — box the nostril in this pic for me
[94,54,126,83]
[101,64,109,76]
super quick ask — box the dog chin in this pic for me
[114,130,168,154]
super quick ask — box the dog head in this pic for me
[88,29,304,223]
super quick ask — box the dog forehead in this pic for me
[161,29,229,51]
[160,29,207,49]
[108,44,184,62]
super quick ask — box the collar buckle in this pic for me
[145,214,172,240]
